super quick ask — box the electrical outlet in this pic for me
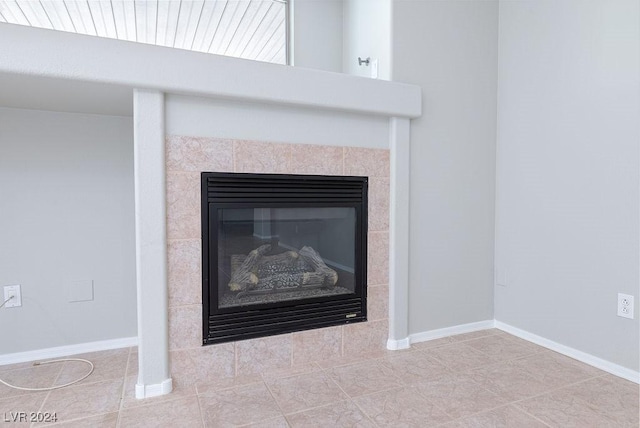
[617,293,634,319]
[3,285,22,308]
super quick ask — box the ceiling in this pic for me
[0,0,288,65]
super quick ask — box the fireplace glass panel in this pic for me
[217,206,356,309]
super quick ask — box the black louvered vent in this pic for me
[202,172,368,345]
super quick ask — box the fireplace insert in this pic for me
[202,172,368,344]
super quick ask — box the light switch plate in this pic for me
[68,280,94,303]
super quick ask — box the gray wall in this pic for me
[292,0,343,73]
[495,0,640,371]
[0,107,136,353]
[393,0,499,334]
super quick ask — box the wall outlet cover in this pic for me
[617,293,635,319]
[3,285,22,308]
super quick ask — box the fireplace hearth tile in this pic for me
[169,344,235,389]
[234,140,292,174]
[168,305,202,350]
[291,326,342,366]
[367,232,389,286]
[166,135,234,173]
[166,172,201,240]
[236,335,293,376]
[289,144,344,176]
[164,136,391,380]
[343,319,388,359]
[367,284,389,321]
[168,239,201,307]
[344,147,390,177]
[368,176,390,232]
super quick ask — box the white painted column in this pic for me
[133,89,172,398]
[387,117,411,350]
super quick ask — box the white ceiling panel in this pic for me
[0,0,288,65]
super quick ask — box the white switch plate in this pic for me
[3,285,22,308]
[371,59,379,79]
[68,279,94,303]
[496,268,508,287]
[617,293,635,319]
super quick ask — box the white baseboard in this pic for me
[387,337,411,350]
[409,320,496,344]
[0,336,138,366]
[495,321,640,384]
[136,378,173,399]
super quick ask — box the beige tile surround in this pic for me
[165,135,390,389]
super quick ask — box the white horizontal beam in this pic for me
[0,23,421,118]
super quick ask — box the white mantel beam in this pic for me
[0,24,421,119]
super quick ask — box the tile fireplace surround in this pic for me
[166,136,390,388]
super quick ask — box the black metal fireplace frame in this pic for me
[201,172,368,345]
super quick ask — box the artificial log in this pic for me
[228,244,338,293]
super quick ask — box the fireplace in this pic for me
[201,172,368,345]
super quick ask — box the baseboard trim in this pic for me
[495,321,640,384]
[135,378,173,399]
[409,320,495,344]
[387,337,411,350]
[0,336,138,366]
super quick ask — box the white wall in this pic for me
[393,0,498,334]
[292,0,343,73]
[495,0,640,371]
[343,0,391,80]
[165,94,389,149]
[0,107,136,353]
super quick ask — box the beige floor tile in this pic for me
[241,416,290,427]
[54,354,127,387]
[415,372,508,419]
[37,379,122,424]
[464,335,543,361]
[467,361,552,401]
[198,382,282,427]
[444,405,548,427]
[516,386,623,428]
[69,348,130,361]
[260,361,322,382]
[285,399,375,428]
[354,386,452,427]
[0,364,63,400]
[125,350,138,378]
[423,343,502,372]
[45,412,118,427]
[196,374,264,395]
[119,396,203,428]
[451,329,502,342]
[326,359,401,398]
[314,353,384,370]
[266,371,348,414]
[380,350,451,385]
[561,375,639,426]
[0,392,48,426]
[513,350,604,388]
[411,336,457,350]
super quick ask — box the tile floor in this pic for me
[1,329,638,427]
